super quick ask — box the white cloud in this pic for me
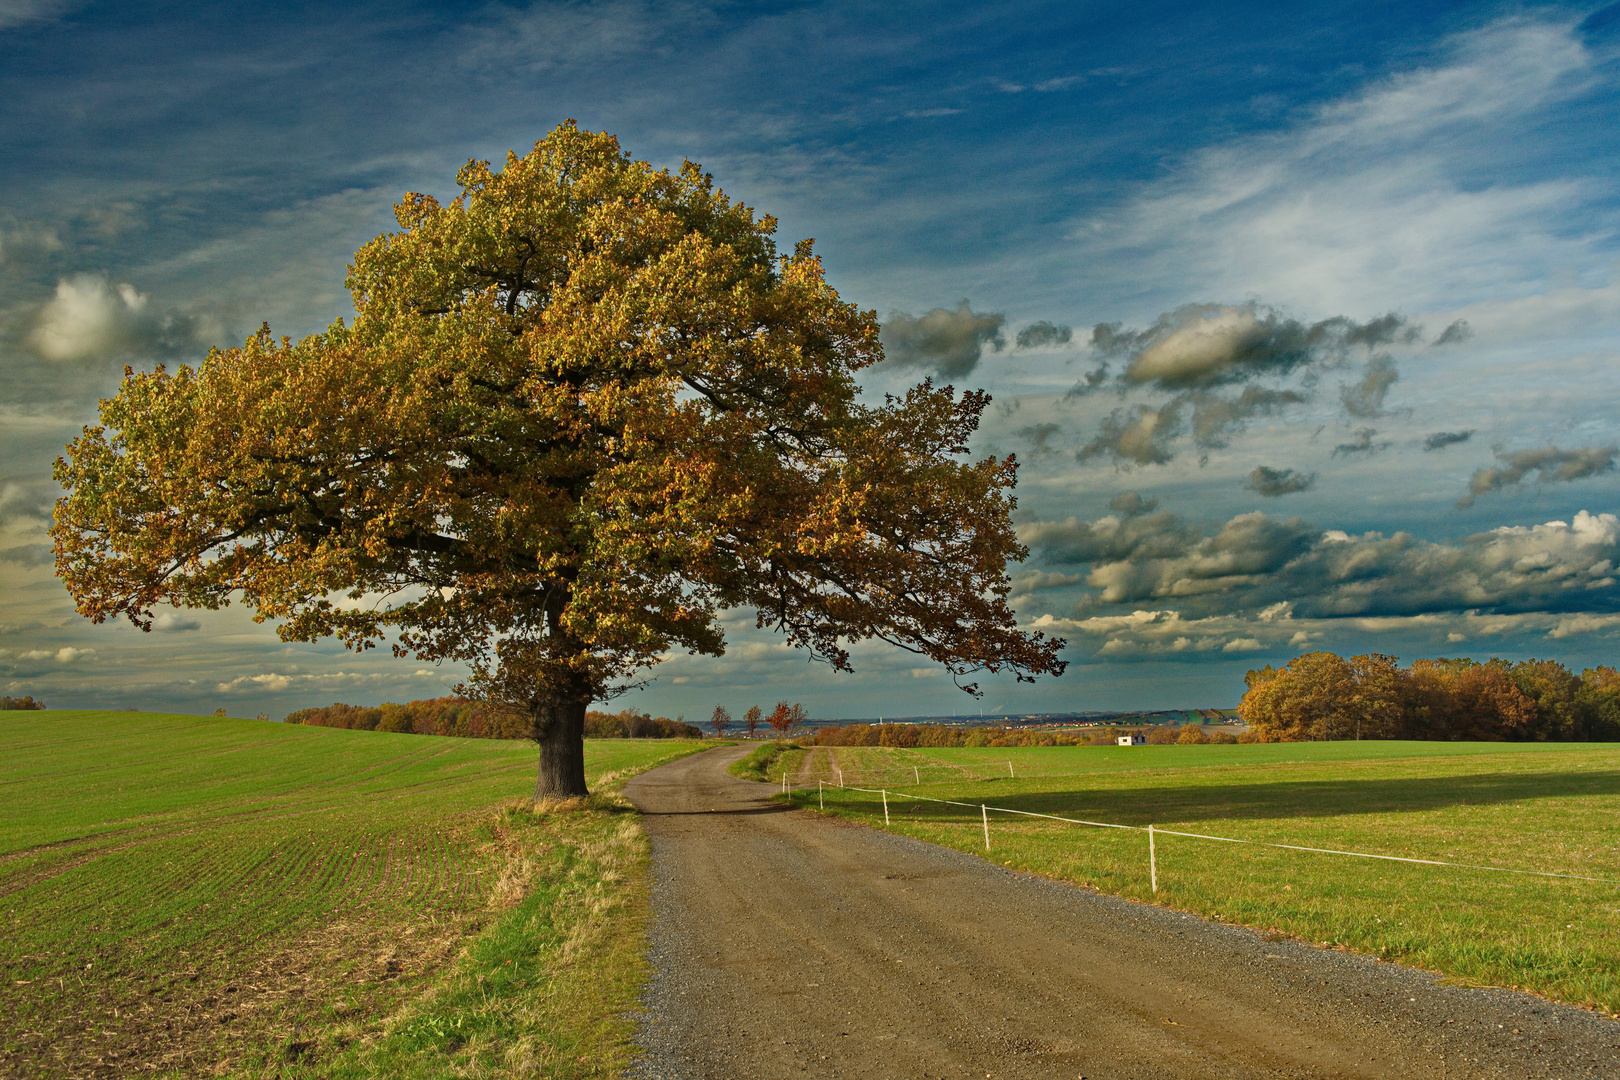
[215,669,443,693]
[0,220,62,263]
[0,1,81,31]
[29,275,148,361]
[1436,281,1620,348]
[1076,17,1603,315]
[1549,613,1620,639]
[458,0,716,76]
[16,646,95,663]
[152,612,202,633]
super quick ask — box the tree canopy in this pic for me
[52,123,1065,796]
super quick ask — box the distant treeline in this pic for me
[284,698,530,738]
[583,709,704,739]
[284,698,703,740]
[0,696,44,710]
[811,722,1237,748]
[1241,653,1620,742]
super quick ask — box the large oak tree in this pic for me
[52,123,1066,797]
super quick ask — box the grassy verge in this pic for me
[725,740,802,782]
[308,795,649,1079]
[786,741,1620,1015]
[0,711,712,1078]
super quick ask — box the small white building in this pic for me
[1117,733,1146,746]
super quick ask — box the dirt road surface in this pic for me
[623,745,1618,1080]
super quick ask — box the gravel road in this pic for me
[623,745,1618,1079]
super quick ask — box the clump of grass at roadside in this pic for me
[301,796,649,1079]
[727,740,802,782]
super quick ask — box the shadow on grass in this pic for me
[871,769,1620,827]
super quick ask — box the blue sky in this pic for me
[3,1,1620,719]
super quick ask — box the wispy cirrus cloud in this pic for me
[1073,17,1602,315]
[0,1,83,31]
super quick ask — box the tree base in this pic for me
[532,697,589,799]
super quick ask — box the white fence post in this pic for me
[1149,825,1158,893]
[819,779,824,810]
[914,765,920,784]
[1008,761,1015,779]
[882,789,889,826]
[982,804,990,850]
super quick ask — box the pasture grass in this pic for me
[0,710,713,1078]
[725,740,799,783]
[781,741,1620,1015]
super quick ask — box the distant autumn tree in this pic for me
[1576,666,1620,741]
[708,705,731,739]
[743,704,762,738]
[1508,659,1581,740]
[50,122,1064,799]
[765,700,807,737]
[1437,660,1538,740]
[1244,665,1280,691]
[1344,653,1408,740]
[1239,651,1359,741]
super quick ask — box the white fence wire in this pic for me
[779,774,1620,891]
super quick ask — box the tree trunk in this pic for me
[531,695,590,799]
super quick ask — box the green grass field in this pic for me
[0,710,714,1079]
[780,741,1620,1014]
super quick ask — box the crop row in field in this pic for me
[776,741,1620,1014]
[0,711,711,1078]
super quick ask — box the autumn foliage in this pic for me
[1239,651,1620,741]
[51,122,1064,798]
[764,700,808,736]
